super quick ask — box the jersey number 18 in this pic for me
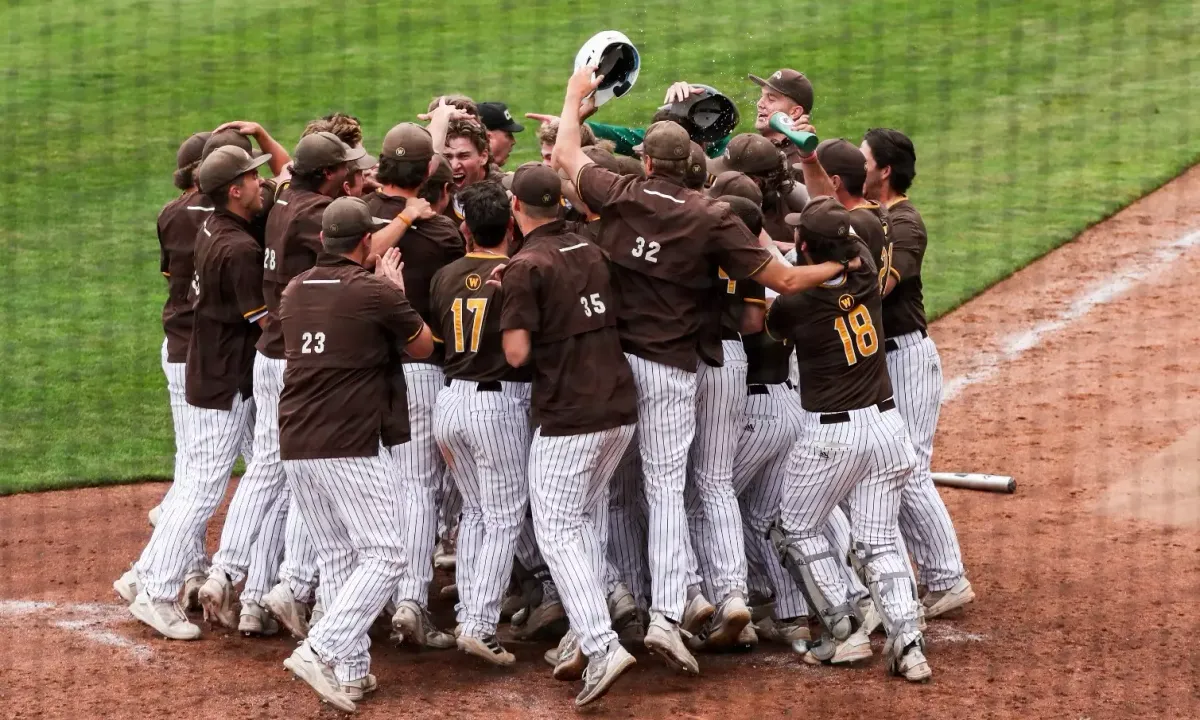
[834,304,879,366]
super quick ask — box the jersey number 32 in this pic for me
[834,304,878,366]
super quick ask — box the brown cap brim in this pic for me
[706,155,734,177]
[344,144,368,163]
[747,73,788,98]
[355,152,378,171]
[500,172,515,191]
[244,152,272,175]
[783,211,803,227]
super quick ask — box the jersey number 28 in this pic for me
[834,305,878,366]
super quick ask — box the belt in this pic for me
[720,327,741,341]
[748,380,793,395]
[884,328,927,353]
[819,397,896,424]
[444,378,503,392]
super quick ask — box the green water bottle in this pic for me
[769,112,818,154]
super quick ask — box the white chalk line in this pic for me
[0,599,154,661]
[942,229,1200,403]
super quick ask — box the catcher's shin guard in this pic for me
[853,540,920,647]
[768,521,860,642]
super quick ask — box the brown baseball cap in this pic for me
[718,195,764,236]
[815,138,866,181]
[503,162,562,207]
[382,123,434,163]
[582,145,621,174]
[684,142,708,189]
[747,69,815,112]
[708,133,781,176]
[425,154,453,186]
[784,195,854,240]
[352,144,378,171]
[201,129,255,160]
[642,121,691,160]
[177,132,212,168]
[293,131,367,174]
[321,196,390,245]
[707,171,763,206]
[197,145,271,194]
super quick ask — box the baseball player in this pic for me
[765,197,930,682]
[709,133,808,245]
[125,146,271,640]
[498,162,639,705]
[200,131,376,635]
[554,65,856,674]
[429,181,533,665]
[747,68,815,172]
[478,102,525,167]
[365,121,464,650]
[277,197,434,712]
[861,128,973,617]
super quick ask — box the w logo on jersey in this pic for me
[838,294,854,311]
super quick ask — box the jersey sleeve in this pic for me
[764,293,801,343]
[887,211,926,284]
[499,258,541,333]
[709,205,773,280]
[228,241,267,323]
[376,281,427,343]
[584,122,646,157]
[740,276,766,306]
[575,164,625,214]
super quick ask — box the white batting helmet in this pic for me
[574,31,640,107]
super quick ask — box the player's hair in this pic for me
[863,128,916,194]
[375,157,428,190]
[647,157,688,181]
[718,195,764,236]
[460,182,510,249]
[802,229,859,265]
[446,119,490,157]
[206,174,244,210]
[290,162,347,193]
[322,231,365,255]
[419,176,450,206]
[836,170,866,197]
[428,94,479,118]
[535,121,597,149]
[302,112,364,149]
[518,201,559,221]
[173,160,201,191]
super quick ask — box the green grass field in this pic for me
[0,0,1197,493]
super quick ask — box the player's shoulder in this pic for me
[417,214,466,245]
[887,198,925,229]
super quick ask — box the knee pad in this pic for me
[768,521,859,639]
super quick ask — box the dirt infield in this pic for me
[4,168,1200,719]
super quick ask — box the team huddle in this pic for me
[116,50,976,711]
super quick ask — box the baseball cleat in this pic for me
[182,570,206,612]
[644,614,700,675]
[576,642,636,707]
[859,598,884,635]
[391,600,455,649]
[704,593,751,648]
[263,582,310,639]
[799,627,872,666]
[344,673,378,702]
[147,504,161,528]
[457,634,515,666]
[747,590,775,622]
[757,615,811,646]
[735,622,758,648]
[922,577,975,619]
[238,601,280,637]
[129,592,201,641]
[500,591,525,621]
[681,588,716,635]
[512,599,567,640]
[607,582,637,628]
[890,641,933,683]
[550,629,587,681]
[113,567,139,604]
[198,573,238,629]
[283,641,356,713]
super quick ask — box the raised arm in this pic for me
[551,65,603,183]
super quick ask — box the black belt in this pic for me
[444,378,503,392]
[884,328,927,353]
[748,380,793,395]
[720,327,741,341]
[819,397,896,424]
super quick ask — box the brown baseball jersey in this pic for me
[847,201,892,294]
[742,330,794,386]
[365,190,466,363]
[158,190,213,362]
[697,266,766,366]
[277,254,426,460]
[882,198,928,336]
[764,244,892,412]
[185,209,267,409]
[499,222,637,435]
[761,193,792,244]
[429,253,532,384]
[258,184,333,359]
[574,164,773,372]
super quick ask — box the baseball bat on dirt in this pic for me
[931,472,1016,494]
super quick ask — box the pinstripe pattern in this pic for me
[210,354,292,585]
[279,493,318,603]
[886,332,966,592]
[135,393,254,602]
[241,487,289,605]
[389,363,446,607]
[285,447,407,684]
[434,380,532,638]
[528,424,635,659]
[158,338,208,576]
[437,468,462,543]
[624,353,697,622]
[686,339,749,601]
[607,447,650,610]
[778,404,921,647]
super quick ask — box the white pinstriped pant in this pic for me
[389,364,446,608]
[624,353,697,622]
[136,393,254,602]
[434,380,532,638]
[529,424,635,659]
[159,339,209,576]
[778,403,920,647]
[607,449,649,610]
[285,448,407,684]
[686,339,749,601]
[887,332,965,592]
[210,354,296,602]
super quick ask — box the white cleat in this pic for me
[197,573,238,629]
[113,567,138,604]
[391,600,455,649]
[344,673,378,702]
[548,629,587,681]
[238,601,280,637]
[681,589,716,635]
[607,582,637,628]
[705,593,752,648]
[576,643,636,707]
[457,634,515,666]
[283,641,356,713]
[922,577,975,619]
[182,571,206,612]
[644,613,699,675]
[128,592,200,640]
[263,582,310,639]
[891,641,933,682]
